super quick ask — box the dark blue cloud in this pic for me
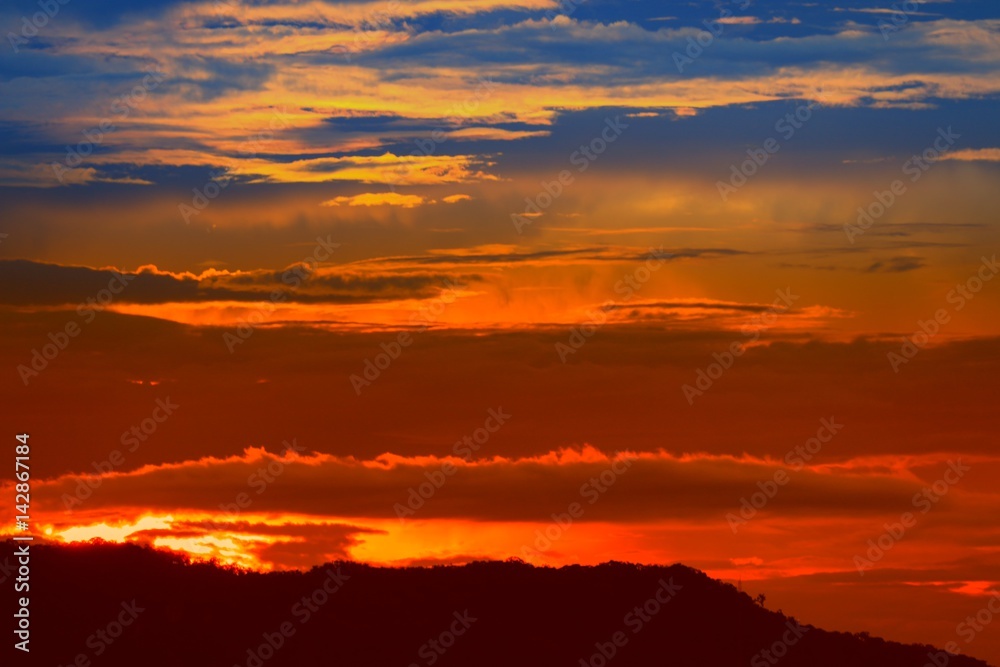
[1,0,182,30]
[478,97,1000,179]
[172,57,275,100]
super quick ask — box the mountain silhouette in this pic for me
[2,540,989,667]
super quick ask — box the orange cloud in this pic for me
[321,192,430,208]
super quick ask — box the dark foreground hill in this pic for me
[1,541,989,667]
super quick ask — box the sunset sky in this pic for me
[1,0,999,662]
